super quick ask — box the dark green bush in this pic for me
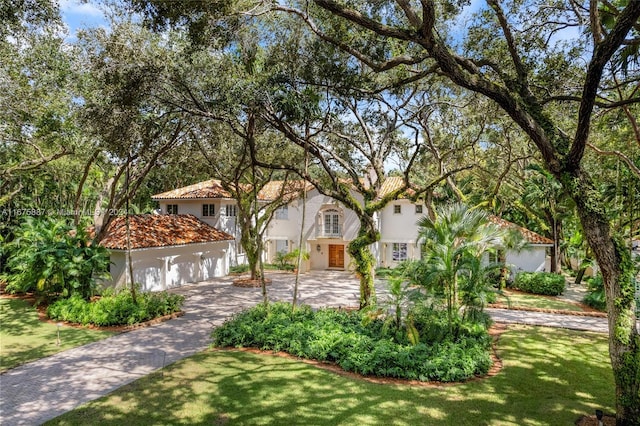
[512,272,565,296]
[583,275,606,311]
[47,290,185,326]
[212,302,492,382]
[1,217,110,301]
[229,264,249,274]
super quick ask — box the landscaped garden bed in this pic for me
[212,302,493,383]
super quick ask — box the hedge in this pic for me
[512,272,565,296]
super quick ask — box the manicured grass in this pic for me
[495,290,586,312]
[0,298,115,372]
[46,325,614,425]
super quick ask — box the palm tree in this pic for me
[416,203,503,333]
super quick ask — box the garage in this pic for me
[99,214,234,292]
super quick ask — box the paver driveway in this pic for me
[0,271,371,426]
[0,271,614,425]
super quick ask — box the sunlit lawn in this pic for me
[495,290,586,312]
[47,325,614,425]
[0,298,115,372]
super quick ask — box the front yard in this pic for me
[45,325,614,425]
[0,298,114,372]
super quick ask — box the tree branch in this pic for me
[587,142,640,178]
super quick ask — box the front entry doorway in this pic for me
[328,244,345,269]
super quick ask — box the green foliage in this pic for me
[1,217,110,301]
[512,272,566,296]
[229,264,249,274]
[416,203,504,333]
[212,302,492,382]
[46,289,184,326]
[583,274,607,311]
[273,248,309,271]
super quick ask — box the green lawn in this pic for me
[0,298,115,372]
[494,290,586,312]
[46,325,614,425]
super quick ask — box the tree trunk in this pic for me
[348,219,379,309]
[566,171,639,425]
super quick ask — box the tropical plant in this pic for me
[1,216,110,300]
[416,203,504,333]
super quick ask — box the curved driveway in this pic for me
[0,271,614,425]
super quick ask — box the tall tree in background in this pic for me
[272,0,640,422]
[76,22,193,240]
[0,2,75,211]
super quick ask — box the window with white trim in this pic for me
[392,243,407,261]
[225,205,237,217]
[323,209,341,236]
[393,205,401,214]
[275,205,288,220]
[202,204,215,217]
[275,239,289,254]
[167,204,178,214]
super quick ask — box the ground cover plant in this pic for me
[212,302,492,382]
[0,298,114,372]
[46,325,615,425]
[46,289,184,327]
[511,272,566,296]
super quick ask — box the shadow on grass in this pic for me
[46,325,615,425]
[0,298,114,371]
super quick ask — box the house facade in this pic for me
[99,214,234,291]
[151,177,553,276]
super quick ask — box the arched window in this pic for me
[322,208,341,237]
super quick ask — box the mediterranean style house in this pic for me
[136,177,552,285]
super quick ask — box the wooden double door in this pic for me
[328,244,345,269]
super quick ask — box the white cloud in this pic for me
[60,0,104,17]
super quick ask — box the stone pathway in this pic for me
[0,271,617,426]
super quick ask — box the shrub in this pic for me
[583,275,606,311]
[47,290,184,326]
[229,264,249,274]
[512,272,565,296]
[1,217,110,301]
[212,302,492,382]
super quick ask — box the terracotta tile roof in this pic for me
[377,176,415,199]
[489,216,554,245]
[257,180,313,201]
[152,179,232,200]
[99,214,234,250]
[152,179,312,202]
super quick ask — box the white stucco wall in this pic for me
[379,199,424,243]
[505,246,549,273]
[106,241,232,292]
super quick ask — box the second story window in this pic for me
[202,204,215,217]
[167,204,178,214]
[415,204,423,214]
[225,205,237,217]
[275,205,288,220]
[393,205,401,214]
[324,209,341,236]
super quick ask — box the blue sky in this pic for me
[60,0,108,37]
